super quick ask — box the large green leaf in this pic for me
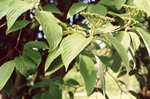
[35,11,62,51]
[0,0,11,20]
[87,4,107,16]
[136,28,150,56]
[113,31,131,50]
[15,55,37,77]
[79,55,97,96]
[6,1,34,31]
[67,2,87,19]
[129,32,140,51]
[134,0,150,16]
[60,34,93,70]
[0,60,15,90]
[101,34,129,66]
[7,20,30,35]
[95,56,105,93]
[45,48,61,72]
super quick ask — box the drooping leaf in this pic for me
[0,60,15,90]
[134,0,150,16]
[136,27,150,56]
[95,56,105,93]
[87,4,107,16]
[35,11,62,51]
[79,55,97,96]
[45,48,61,72]
[129,32,140,51]
[113,31,131,50]
[101,34,129,66]
[15,55,38,77]
[7,20,30,35]
[6,1,34,31]
[67,2,87,19]
[60,34,93,70]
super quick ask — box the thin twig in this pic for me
[0,22,6,28]
[107,71,126,93]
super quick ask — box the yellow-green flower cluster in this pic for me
[123,5,143,18]
[80,12,114,29]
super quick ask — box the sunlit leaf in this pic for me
[35,11,62,51]
[129,32,140,51]
[45,48,61,72]
[87,4,107,16]
[136,27,150,56]
[134,0,150,16]
[114,31,131,50]
[60,34,93,70]
[7,1,34,31]
[79,55,97,96]
[67,2,87,19]
[101,34,129,66]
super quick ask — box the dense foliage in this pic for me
[0,0,150,99]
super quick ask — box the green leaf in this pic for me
[43,5,62,14]
[15,55,37,77]
[136,27,150,56]
[113,31,131,50]
[0,0,11,20]
[67,2,87,19]
[24,41,48,50]
[102,34,129,66]
[99,0,115,6]
[99,0,126,9]
[129,32,140,51]
[87,4,107,16]
[7,1,34,31]
[60,34,93,70]
[7,20,30,35]
[95,56,105,92]
[95,23,119,34]
[45,56,64,76]
[134,0,150,16]
[114,0,126,9]
[79,55,97,96]
[3,79,12,96]
[99,52,121,72]
[23,41,47,66]
[0,60,15,90]
[35,11,62,51]
[45,48,61,72]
